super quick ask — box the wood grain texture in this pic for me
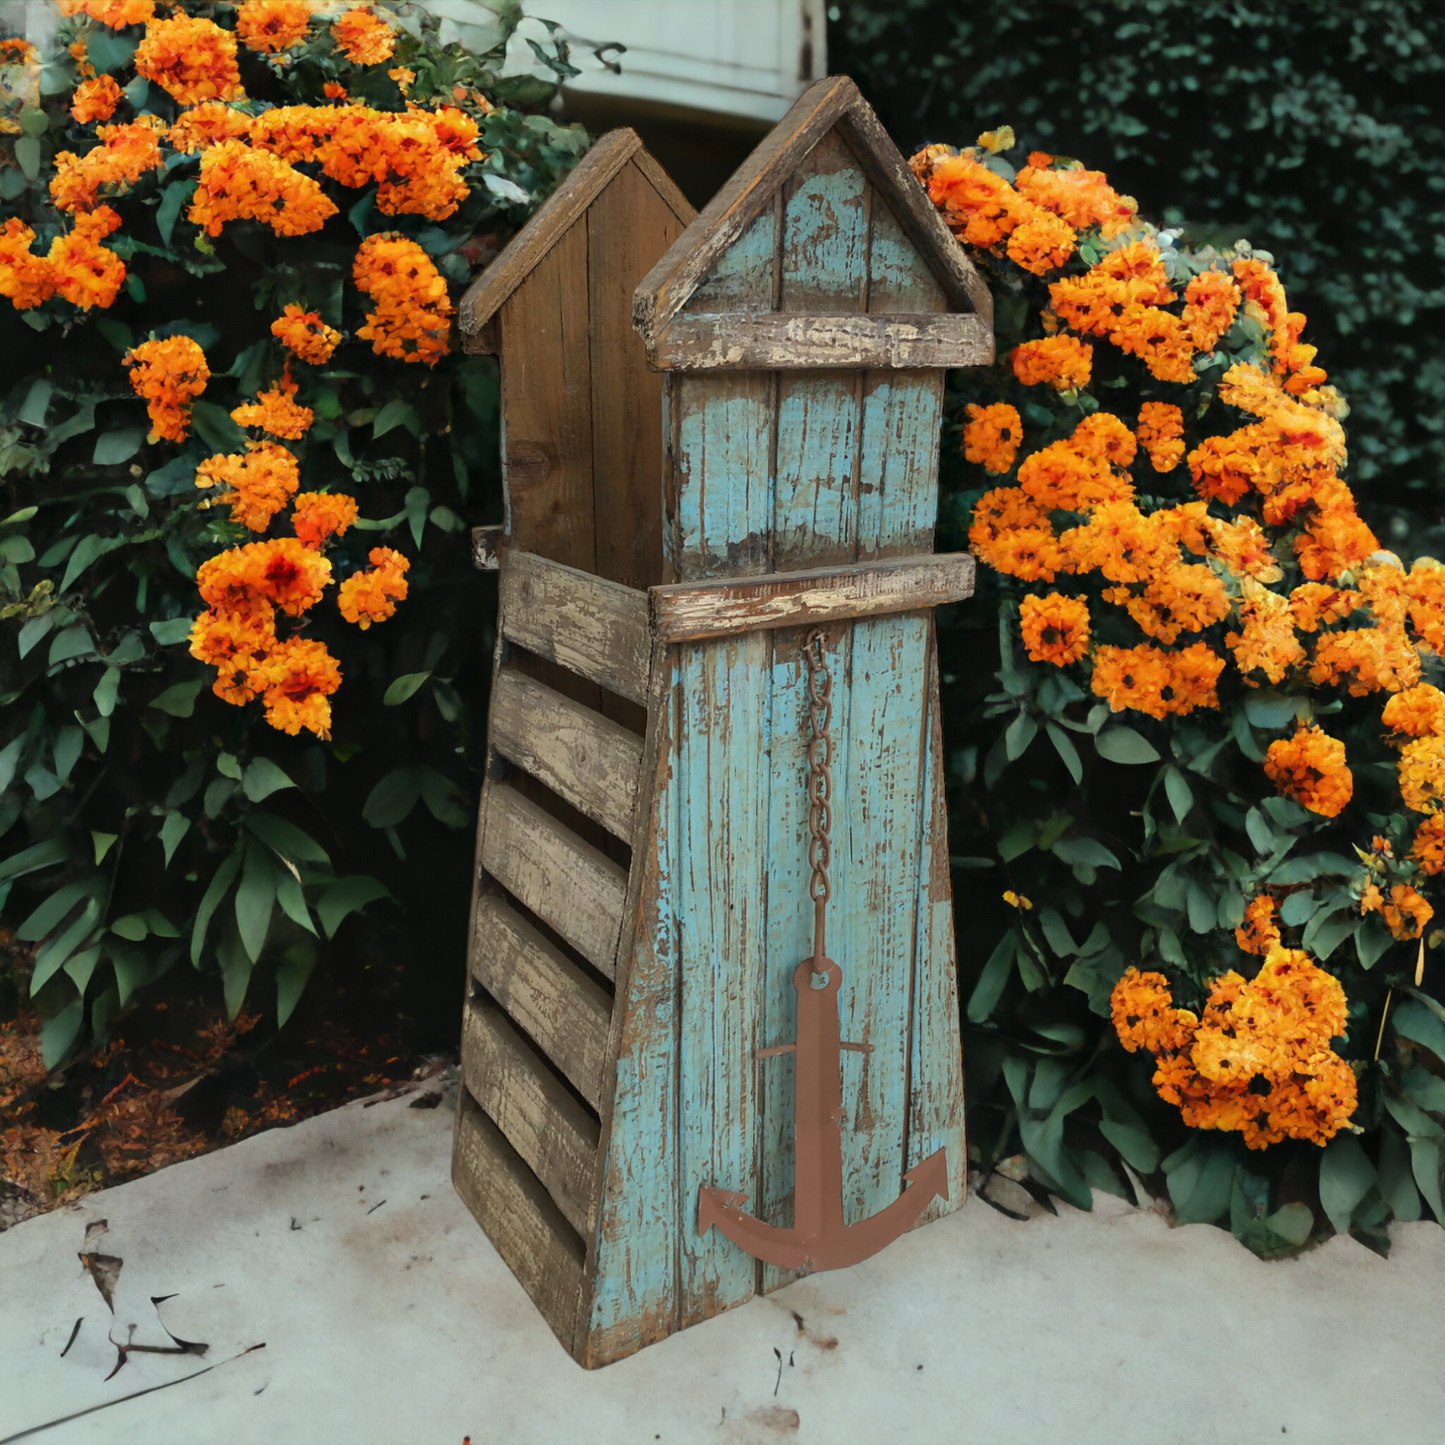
[499,221,595,572]
[453,1090,586,1353]
[461,998,600,1238]
[499,549,650,707]
[588,159,692,593]
[651,554,975,642]
[480,783,628,979]
[471,889,613,1111]
[460,127,643,341]
[857,372,946,559]
[908,627,968,1222]
[489,665,643,841]
[583,636,682,1367]
[647,312,993,371]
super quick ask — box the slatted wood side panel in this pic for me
[453,1091,586,1354]
[461,998,599,1238]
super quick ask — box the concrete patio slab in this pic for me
[1,1089,1441,1445]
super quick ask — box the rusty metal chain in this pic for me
[804,628,833,963]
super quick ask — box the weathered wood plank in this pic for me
[588,159,692,594]
[779,128,869,315]
[651,554,975,642]
[452,1090,586,1356]
[489,665,643,841]
[461,998,600,1238]
[857,371,946,560]
[866,193,948,313]
[480,783,628,978]
[584,637,682,1366]
[909,627,968,1223]
[674,633,770,1323]
[460,127,644,341]
[471,890,612,1111]
[498,223,595,571]
[647,311,993,372]
[499,550,650,707]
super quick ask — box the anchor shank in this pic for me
[791,958,846,1241]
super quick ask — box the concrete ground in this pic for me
[1,1090,1441,1445]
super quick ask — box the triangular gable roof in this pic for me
[633,76,991,342]
[459,127,694,339]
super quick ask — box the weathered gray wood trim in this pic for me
[650,553,976,642]
[489,665,644,842]
[500,550,651,707]
[453,1091,586,1353]
[471,890,613,1111]
[647,311,992,372]
[461,998,600,1238]
[480,783,628,979]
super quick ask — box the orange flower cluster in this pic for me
[50,118,165,213]
[292,492,358,549]
[1235,895,1282,956]
[134,14,243,106]
[1360,882,1433,941]
[331,7,396,65]
[0,221,58,310]
[271,304,341,364]
[57,0,155,26]
[1019,592,1089,665]
[125,335,210,443]
[48,206,127,309]
[167,101,255,154]
[338,547,410,628]
[1111,955,1357,1149]
[231,382,314,440]
[1262,726,1353,818]
[1013,335,1092,390]
[963,402,1022,473]
[1091,642,1223,718]
[235,0,315,55]
[188,139,339,237]
[71,75,123,125]
[191,540,340,737]
[352,234,453,364]
[1137,402,1184,472]
[0,39,38,66]
[196,444,301,531]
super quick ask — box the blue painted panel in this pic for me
[867,196,949,313]
[857,371,944,558]
[685,207,775,311]
[780,130,868,312]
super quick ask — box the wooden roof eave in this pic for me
[632,75,993,347]
[458,127,695,353]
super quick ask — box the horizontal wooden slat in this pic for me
[480,783,628,978]
[490,666,643,841]
[472,890,612,1109]
[461,999,599,1238]
[645,312,993,372]
[500,549,650,706]
[453,1091,585,1353]
[650,553,976,642]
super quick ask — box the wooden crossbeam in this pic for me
[650,553,976,642]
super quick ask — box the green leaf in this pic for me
[1244,693,1296,730]
[1394,999,1445,1064]
[62,535,125,592]
[1098,1118,1159,1176]
[384,671,432,706]
[48,625,96,667]
[30,899,100,992]
[14,136,40,182]
[150,617,194,646]
[190,400,248,455]
[429,505,464,533]
[86,26,138,72]
[419,767,469,828]
[18,378,51,427]
[1095,727,1159,764]
[159,811,191,866]
[219,924,252,1020]
[997,819,1035,862]
[92,830,118,865]
[93,667,121,718]
[92,428,146,467]
[52,727,83,784]
[1186,880,1215,934]
[110,914,149,941]
[1045,722,1082,784]
[244,813,330,868]
[1411,1138,1445,1222]
[17,108,48,139]
[0,735,25,792]
[1050,837,1121,870]
[317,875,391,938]
[0,836,70,882]
[276,944,316,1027]
[1378,1125,1422,1223]
[41,996,84,1071]
[216,752,242,780]
[156,179,197,246]
[1164,1136,1233,1224]
[373,398,418,439]
[1279,890,1319,927]
[235,844,276,963]
[1355,918,1393,970]
[148,679,204,717]
[1245,807,1277,856]
[1403,1064,1445,1115]
[1163,766,1194,825]
[363,767,423,828]
[1005,711,1037,761]
[1038,908,1077,957]
[275,870,316,935]
[405,487,430,549]
[1264,1202,1314,1247]
[242,756,295,803]
[16,881,91,942]
[191,844,243,966]
[1319,1135,1376,1234]
[17,613,56,659]
[110,947,149,1009]
[0,534,34,563]
[204,777,237,819]
[967,932,1015,1023]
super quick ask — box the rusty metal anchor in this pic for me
[698,630,948,1274]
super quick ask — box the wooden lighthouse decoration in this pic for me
[453,78,992,1369]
